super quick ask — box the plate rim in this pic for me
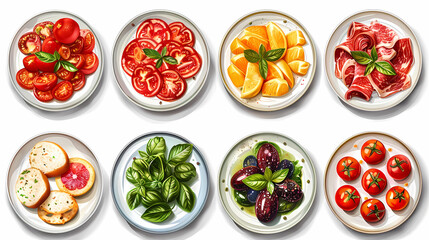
[324,9,423,112]
[7,10,105,112]
[111,9,210,112]
[323,131,423,234]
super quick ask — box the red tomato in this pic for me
[70,71,86,91]
[33,73,57,91]
[33,21,54,40]
[52,80,73,101]
[67,54,85,69]
[67,36,84,54]
[35,57,56,72]
[169,22,195,47]
[136,19,171,43]
[387,155,412,180]
[33,88,53,102]
[155,40,182,55]
[336,156,361,181]
[361,139,386,164]
[170,46,202,79]
[16,68,38,89]
[132,64,162,97]
[361,169,387,195]
[53,18,80,44]
[80,29,95,54]
[335,185,361,211]
[386,186,410,211]
[18,32,41,55]
[58,45,71,59]
[42,37,61,54]
[56,67,75,81]
[121,38,157,76]
[157,70,187,101]
[23,55,38,72]
[81,53,99,74]
[360,199,385,222]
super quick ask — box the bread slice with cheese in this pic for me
[39,190,77,214]
[15,168,50,208]
[38,203,79,225]
[29,141,69,178]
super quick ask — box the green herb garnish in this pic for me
[143,47,178,69]
[244,44,285,79]
[34,51,78,73]
[350,46,396,76]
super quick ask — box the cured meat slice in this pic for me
[342,59,356,87]
[345,63,374,101]
[334,41,353,79]
[376,47,396,61]
[391,38,413,74]
[369,61,411,98]
[347,22,375,52]
[370,21,399,49]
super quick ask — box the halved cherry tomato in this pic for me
[23,55,38,72]
[53,18,80,44]
[336,156,361,181]
[361,139,386,164]
[121,38,157,76]
[335,185,361,211]
[33,21,54,40]
[136,19,171,43]
[58,45,71,60]
[67,54,85,69]
[360,199,385,222]
[386,186,410,211]
[56,67,75,81]
[70,71,86,91]
[81,53,99,74]
[170,46,202,79]
[132,64,162,97]
[80,29,95,54]
[16,68,38,89]
[387,155,412,180]
[33,88,53,102]
[42,37,61,54]
[52,80,73,101]
[67,36,84,54]
[169,22,195,47]
[35,57,56,73]
[157,70,187,101]
[361,168,387,195]
[18,32,41,55]
[33,73,57,91]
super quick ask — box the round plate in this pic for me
[325,10,422,111]
[112,10,210,111]
[111,132,209,234]
[219,10,316,111]
[324,132,422,234]
[218,132,316,234]
[6,132,103,233]
[8,10,104,112]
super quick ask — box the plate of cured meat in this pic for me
[325,10,421,111]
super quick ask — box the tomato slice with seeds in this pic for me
[33,88,53,102]
[58,45,71,60]
[16,68,38,89]
[121,38,157,76]
[70,71,86,91]
[67,36,84,54]
[157,70,187,101]
[33,72,57,91]
[18,32,41,55]
[23,55,39,72]
[170,46,202,79]
[169,22,195,47]
[52,80,73,101]
[132,64,162,97]
[56,67,75,81]
[67,54,85,69]
[33,21,54,40]
[136,19,171,43]
[81,52,99,75]
[80,29,95,54]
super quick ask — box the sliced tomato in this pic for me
[67,54,85,69]
[35,57,57,73]
[361,139,386,164]
[67,36,84,54]
[157,70,187,101]
[81,53,99,75]
[42,36,61,54]
[132,64,162,97]
[16,68,38,89]
[121,38,157,76]
[23,55,39,72]
[52,80,73,101]
[33,21,54,40]
[58,45,71,59]
[155,40,182,55]
[70,71,86,91]
[336,156,361,181]
[53,18,80,44]
[361,168,387,195]
[33,73,57,91]
[136,19,171,43]
[33,88,53,102]
[386,155,412,180]
[56,67,75,81]
[361,199,385,222]
[169,22,195,47]
[80,29,95,54]
[335,185,361,211]
[18,32,41,55]
[170,46,202,79]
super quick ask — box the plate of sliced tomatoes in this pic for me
[8,11,103,111]
[113,10,210,111]
[324,132,422,234]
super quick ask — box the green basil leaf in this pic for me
[264,167,273,181]
[155,58,163,68]
[233,190,253,207]
[267,181,275,195]
[244,49,260,63]
[242,174,267,191]
[126,167,142,185]
[259,44,266,58]
[264,48,285,62]
[364,63,376,76]
[370,46,378,61]
[60,61,78,72]
[161,176,180,202]
[126,188,141,210]
[141,203,172,223]
[146,137,166,156]
[137,185,146,197]
[167,144,193,166]
[259,58,268,80]
[177,183,196,212]
[149,154,165,181]
[144,180,162,190]
[174,162,197,182]
[272,169,289,183]
[252,141,284,156]
[139,151,150,162]
[34,51,56,63]
[132,159,152,182]
[350,51,373,65]
[141,190,164,208]
[54,61,61,73]
[143,48,162,59]
[161,47,167,57]
[54,51,61,61]
[375,61,397,76]
[163,56,178,65]
[292,160,303,187]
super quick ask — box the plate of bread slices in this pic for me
[7,132,103,233]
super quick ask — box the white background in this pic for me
[1,0,427,239]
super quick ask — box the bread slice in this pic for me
[56,158,96,196]
[29,141,69,178]
[15,168,50,208]
[38,203,79,225]
[39,190,77,214]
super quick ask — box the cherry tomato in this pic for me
[170,46,202,79]
[136,19,171,43]
[33,88,53,102]
[16,68,38,89]
[33,73,57,91]
[132,64,162,97]
[67,54,85,69]
[53,18,80,44]
[81,53,99,75]
[58,45,71,60]
[42,37,61,54]
[121,38,157,76]
[361,139,386,164]
[387,155,412,180]
[336,156,361,181]
[67,36,84,54]
[362,169,387,195]
[157,70,187,101]
[33,21,54,40]
[80,29,95,54]
[360,199,385,222]
[70,71,86,91]
[386,186,410,211]
[35,57,56,72]
[23,55,38,72]
[52,80,73,101]
[18,32,41,55]
[56,67,75,81]
[169,22,195,47]
[335,185,361,211]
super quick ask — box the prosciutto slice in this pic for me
[345,63,374,101]
[370,21,399,48]
[391,38,413,74]
[369,63,411,98]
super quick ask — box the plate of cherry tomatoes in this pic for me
[324,132,422,234]
[112,10,210,111]
[8,11,103,111]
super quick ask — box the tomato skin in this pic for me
[335,185,361,211]
[52,80,73,101]
[360,199,385,222]
[58,45,71,59]
[67,54,85,69]
[80,29,95,54]
[53,18,80,44]
[121,38,157,76]
[70,71,86,91]
[157,70,187,101]
[386,186,409,211]
[56,67,75,81]
[169,22,195,47]
[33,21,54,40]
[361,169,387,195]
[35,57,57,73]
[387,155,412,180]
[33,88,53,102]
[33,73,57,91]
[18,32,41,55]
[136,19,171,43]
[23,55,39,72]
[16,68,38,89]
[361,139,386,164]
[67,36,84,54]
[132,64,162,97]
[42,37,61,54]
[336,156,361,181]
[81,53,99,75]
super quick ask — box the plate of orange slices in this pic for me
[219,10,316,111]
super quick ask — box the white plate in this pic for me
[112,10,210,111]
[324,132,422,234]
[325,10,422,111]
[218,132,316,234]
[219,10,316,111]
[6,132,103,233]
[8,11,104,111]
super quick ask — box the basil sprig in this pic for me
[243,167,289,195]
[34,51,78,73]
[350,46,396,76]
[144,47,178,68]
[244,44,285,79]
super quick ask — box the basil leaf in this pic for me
[267,181,275,195]
[138,151,150,163]
[177,183,195,212]
[149,154,165,181]
[161,47,167,57]
[60,61,78,72]
[253,141,284,156]
[264,167,273,181]
[54,61,61,73]
[132,159,152,182]
[242,174,267,190]
[370,46,378,61]
[143,48,162,59]
[54,51,61,61]
[167,144,193,166]
[126,167,142,185]
[364,63,376,76]
[244,49,260,63]
[291,160,303,187]
[161,176,180,202]
[264,48,285,62]
[144,180,162,190]
[155,59,163,68]
[259,58,268,80]
[375,61,397,76]
[259,44,266,58]
[141,203,172,223]
[141,190,164,208]
[146,137,166,156]
[34,51,56,63]
[272,169,289,183]
[350,51,373,65]
[174,162,197,182]
[126,188,141,210]
[163,56,178,65]
[137,185,146,197]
